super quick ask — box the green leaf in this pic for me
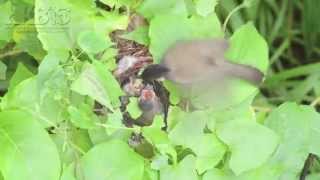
[121,26,149,45]
[0,1,13,42]
[143,116,169,145]
[101,48,118,71]
[68,103,98,129]
[167,106,187,131]
[100,0,137,8]
[149,13,223,63]
[151,155,169,170]
[194,133,227,174]
[79,140,144,180]
[0,110,61,180]
[142,116,177,164]
[217,119,279,175]
[3,54,69,127]
[143,166,158,180]
[34,0,73,51]
[2,77,67,127]
[195,0,218,17]
[37,51,69,90]
[206,97,255,130]
[38,74,69,127]
[51,127,92,165]
[98,11,129,33]
[36,53,69,127]
[88,126,110,145]
[263,102,320,179]
[35,0,126,53]
[0,61,7,80]
[203,168,234,180]
[243,0,257,7]
[163,80,181,105]
[8,63,34,91]
[160,155,198,180]
[137,0,188,19]
[105,108,124,135]
[60,163,77,180]
[77,31,113,54]
[65,0,95,12]
[307,173,320,180]
[10,0,33,23]
[71,61,124,111]
[13,20,46,60]
[1,78,39,112]
[227,22,268,73]
[168,111,208,150]
[127,97,143,119]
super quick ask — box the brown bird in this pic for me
[141,39,264,86]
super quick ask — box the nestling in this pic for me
[135,85,163,126]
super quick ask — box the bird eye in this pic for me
[203,56,217,66]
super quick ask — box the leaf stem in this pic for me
[222,3,247,33]
[311,97,320,107]
[252,106,272,112]
[0,50,23,59]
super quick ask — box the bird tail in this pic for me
[228,63,264,85]
[140,64,170,81]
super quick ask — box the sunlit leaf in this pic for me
[217,119,279,175]
[68,103,98,129]
[0,110,61,180]
[203,168,234,180]
[137,0,187,19]
[194,133,227,174]
[121,26,149,45]
[80,140,144,180]
[77,31,113,54]
[169,111,208,150]
[0,1,13,42]
[71,61,124,111]
[8,63,34,91]
[13,20,46,60]
[149,13,223,63]
[127,97,142,119]
[34,0,73,51]
[263,102,320,179]
[160,155,198,180]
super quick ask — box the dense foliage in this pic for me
[0,0,319,180]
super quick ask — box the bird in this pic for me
[141,39,264,86]
[134,85,163,126]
